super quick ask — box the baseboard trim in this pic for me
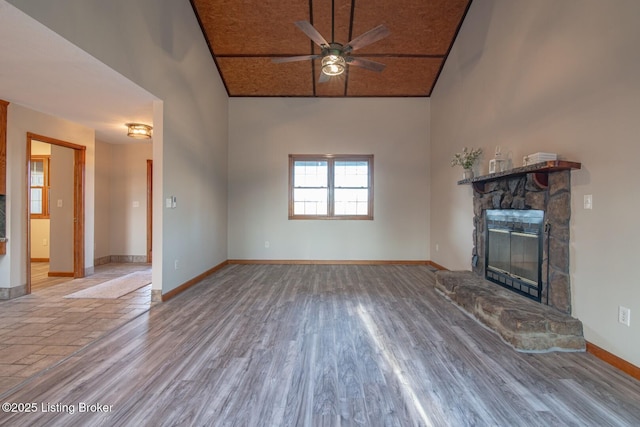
[0,284,27,300]
[427,260,449,270]
[31,258,50,262]
[161,260,229,302]
[48,271,74,277]
[586,341,640,381]
[94,255,149,266]
[94,256,111,266]
[109,255,148,264]
[227,259,431,265]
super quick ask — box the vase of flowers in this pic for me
[451,147,482,179]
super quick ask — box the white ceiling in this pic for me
[0,0,158,144]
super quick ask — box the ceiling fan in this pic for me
[273,20,390,82]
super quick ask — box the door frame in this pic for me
[146,159,152,263]
[26,132,86,294]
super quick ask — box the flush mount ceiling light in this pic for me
[126,123,152,139]
[321,48,346,76]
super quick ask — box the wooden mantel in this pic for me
[458,160,581,193]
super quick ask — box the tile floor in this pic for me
[0,263,154,395]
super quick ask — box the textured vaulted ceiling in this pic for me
[190,0,472,97]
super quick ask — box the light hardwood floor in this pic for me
[30,262,72,292]
[1,264,639,426]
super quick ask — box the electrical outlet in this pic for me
[174,259,179,270]
[264,241,270,248]
[584,195,593,210]
[619,306,631,326]
[435,243,440,252]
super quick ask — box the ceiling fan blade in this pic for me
[272,55,321,64]
[294,21,329,48]
[344,25,390,52]
[346,57,386,72]
[318,71,330,84]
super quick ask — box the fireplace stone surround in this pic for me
[433,162,585,352]
[471,164,576,314]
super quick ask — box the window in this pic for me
[30,156,51,219]
[289,154,373,220]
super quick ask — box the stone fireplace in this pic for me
[433,161,584,352]
[469,162,580,314]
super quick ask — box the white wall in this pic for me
[49,144,74,272]
[431,0,640,366]
[108,143,152,258]
[30,220,49,259]
[10,0,229,294]
[229,98,430,261]
[94,140,111,261]
[94,141,152,261]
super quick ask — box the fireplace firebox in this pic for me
[485,209,544,302]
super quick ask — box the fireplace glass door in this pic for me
[511,232,539,284]
[485,210,544,301]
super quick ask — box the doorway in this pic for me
[26,132,85,294]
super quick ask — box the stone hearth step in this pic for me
[435,270,585,352]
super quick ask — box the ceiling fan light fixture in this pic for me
[126,123,152,139]
[321,54,346,76]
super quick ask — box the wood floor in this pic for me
[30,262,72,292]
[1,264,639,426]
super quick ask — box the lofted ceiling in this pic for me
[191,0,472,97]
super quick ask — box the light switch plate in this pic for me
[584,195,592,209]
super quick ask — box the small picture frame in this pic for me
[489,159,497,174]
[489,158,507,173]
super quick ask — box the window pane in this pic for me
[335,189,369,215]
[293,188,328,215]
[294,161,328,188]
[31,160,44,186]
[31,188,43,214]
[335,161,368,188]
